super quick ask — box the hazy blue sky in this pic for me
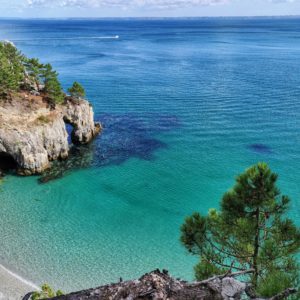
[0,0,300,18]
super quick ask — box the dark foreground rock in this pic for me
[23,269,297,300]
[44,269,243,300]
[27,269,295,300]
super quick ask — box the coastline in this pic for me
[0,263,39,300]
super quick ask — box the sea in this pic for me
[0,17,300,292]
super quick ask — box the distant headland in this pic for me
[0,41,101,176]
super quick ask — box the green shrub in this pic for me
[68,81,85,99]
[31,283,64,300]
[257,270,297,298]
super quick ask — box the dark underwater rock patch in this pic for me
[248,143,272,154]
[39,145,94,183]
[92,113,178,165]
[39,113,180,183]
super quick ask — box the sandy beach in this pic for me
[0,264,39,300]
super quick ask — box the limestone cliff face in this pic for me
[0,94,101,175]
[0,117,69,175]
[64,98,99,145]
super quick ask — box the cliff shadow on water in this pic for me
[39,113,180,183]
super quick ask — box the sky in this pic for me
[0,0,300,18]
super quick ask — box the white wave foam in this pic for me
[0,264,40,291]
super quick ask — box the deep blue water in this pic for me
[1,18,300,292]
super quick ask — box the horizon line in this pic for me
[0,15,300,20]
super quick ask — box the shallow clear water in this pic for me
[1,18,300,291]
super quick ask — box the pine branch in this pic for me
[204,235,252,260]
[206,256,246,271]
[192,268,255,286]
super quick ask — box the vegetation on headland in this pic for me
[0,41,85,105]
[31,284,63,300]
[181,162,300,298]
[68,81,86,99]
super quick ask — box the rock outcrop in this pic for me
[0,93,101,175]
[22,270,297,300]
[64,97,101,145]
[33,269,255,300]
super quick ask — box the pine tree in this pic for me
[68,81,85,99]
[42,64,64,104]
[24,57,44,88]
[0,41,25,95]
[0,41,68,105]
[180,162,300,297]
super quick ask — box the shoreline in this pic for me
[0,263,39,300]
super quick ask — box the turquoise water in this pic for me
[1,18,300,291]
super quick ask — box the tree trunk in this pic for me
[253,208,260,287]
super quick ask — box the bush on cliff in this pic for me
[181,162,300,298]
[31,284,63,300]
[68,81,86,99]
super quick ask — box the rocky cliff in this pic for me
[23,269,296,300]
[0,93,101,175]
